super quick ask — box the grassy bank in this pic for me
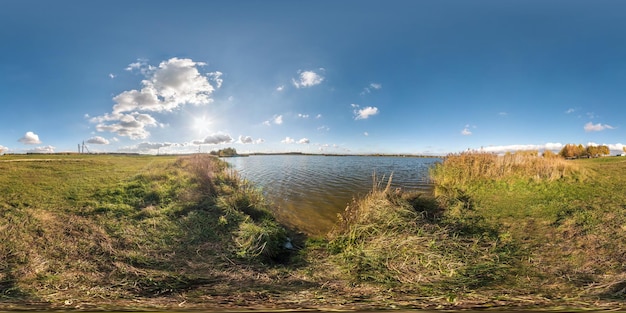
[1,153,625,310]
[426,152,626,303]
[0,154,295,309]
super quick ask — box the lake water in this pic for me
[227,155,441,235]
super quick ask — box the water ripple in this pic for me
[227,155,440,235]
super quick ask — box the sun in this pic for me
[192,115,212,135]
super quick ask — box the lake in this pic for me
[227,155,441,235]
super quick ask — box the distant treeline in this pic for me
[555,144,612,159]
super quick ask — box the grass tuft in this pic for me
[328,175,517,293]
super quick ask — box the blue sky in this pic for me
[2,0,626,155]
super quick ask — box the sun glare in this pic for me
[192,115,212,134]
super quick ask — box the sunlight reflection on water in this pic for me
[227,155,440,235]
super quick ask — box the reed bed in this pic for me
[430,151,582,200]
[431,150,579,184]
[328,175,514,291]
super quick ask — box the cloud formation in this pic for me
[193,133,233,145]
[281,137,295,144]
[92,112,159,139]
[137,142,174,151]
[0,145,8,154]
[479,143,564,154]
[292,69,324,88]
[361,82,382,95]
[281,137,309,144]
[29,145,55,153]
[92,58,220,139]
[352,104,379,120]
[584,122,614,132]
[18,131,42,144]
[264,115,283,126]
[86,136,110,145]
[461,127,472,136]
[238,135,264,144]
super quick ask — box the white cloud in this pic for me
[0,145,8,154]
[239,135,254,144]
[86,136,110,145]
[238,135,265,144]
[109,73,115,79]
[298,138,310,144]
[276,85,285,92]
[606,143,626,151]
[584,122,614,132]
[565,108,576,114]
[118,142,178,153]
[316,114,322,119]
[93,58,220,139]
[281,137,295,144]
[461,127,472,136]
[292,69,324,88]
[92,112,159,139]
[317,125,330,131]
[262,115,283,126]
[479,143,564,154]
[208,71,223,89]
[115,58,217,113]
[29,145,55,153]
[274,115,283,125]
[353,106,379,120]
[361,82,382,95]
[193,133,233,145]
[478,142,625,154]
[137,142,174,151]
[298,113,309,118]
[125,60,147,72]
[364,132,369,136]
[498,112,508,116]
[237,136,265,144]
[18,131,42,145]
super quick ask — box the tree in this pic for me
[599,145,610,156]
[586,145,599,158]
[559,144,583,159]
[217,147,238,157]
[586,145,610,158]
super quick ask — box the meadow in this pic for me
[0,152,625,310]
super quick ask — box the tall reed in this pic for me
[328,175,512,290]
[430,151,580,189]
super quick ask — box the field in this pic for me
[1,153,625,310]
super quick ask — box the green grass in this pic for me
[326,175,519,295]
[0,154,293,305]
[2,153,626,309]
[429,153,626,302]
